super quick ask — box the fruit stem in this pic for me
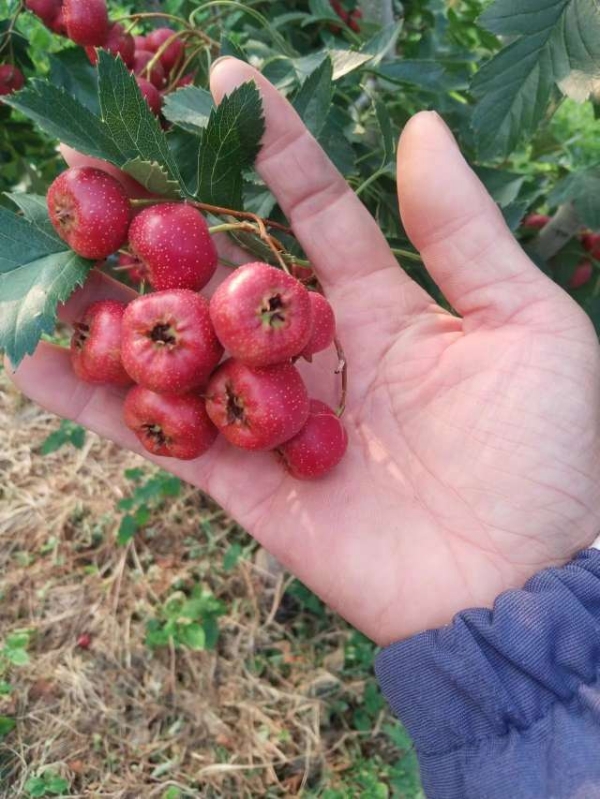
[115,11,193,29]
[391,247,422,263]
[334,336,348,417]
[144,30,198,80]
[208,222,255,235]
[0,1,23,60]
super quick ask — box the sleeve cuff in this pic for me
[375,549,600,757]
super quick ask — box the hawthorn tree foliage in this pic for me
[0,0,599,368]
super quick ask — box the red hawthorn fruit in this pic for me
[132,49,165,89]
[117,252,146,284]
[210,262,313,367]
[176,72,196,88]
[47,167,132,259]
[25,0,61,27]
[582,232,600,260]
[127,203,217,292]
[133,35,147,50]
[205,359,310,451]
[277,399,348,480]
[522,213,550,230]
[145,27,185,74]
[347,8,362,33]
[85,22,135,68]
[0,64,25,96]
[71,300,132,386]
[121,289,223,394]
[569,261,593,289]
[136,76,162,115]
[63,0,109,46]
[76,633,92,649]
[124,386,218,460]
[47,7,66,35]
[302,293,336,359]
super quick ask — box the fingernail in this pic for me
[210,55,234,75]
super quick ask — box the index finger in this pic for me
[210,58,430,315]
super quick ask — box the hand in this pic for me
[9,58,600,646]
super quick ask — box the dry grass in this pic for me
[0,370,415,798]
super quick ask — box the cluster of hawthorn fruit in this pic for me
[46,165,348,480]
[523,213,600,289]
[1,0,193,115]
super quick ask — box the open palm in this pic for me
[10,59,600,645]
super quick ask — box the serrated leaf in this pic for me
[377,59,449,90]
[179,622,206,651]
[97,52,182,188]
[308,0,340,22]
[117,515,138,546]
[472,0,600,159]
[0,208,93,367]
[293,58,333,137]
[162,86,215,134]
[220,35,248,62]
[549,166,600,228]
[5,80,122,164]
[195,81,265,208]
[6,193,58,237]
[121,158,180,197]
[361,20,403,65]
[49,49,99,113]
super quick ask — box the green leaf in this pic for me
[0,681,12,695]
[293,58,333,137]
[40,420,87,454]
[0,207,93,367]
[318,116,356,175]
[117,515,138,546]
[179,622,206,651]
[5,631,30,649]
[162,86,215,134]
[49,49,99,113]
[194,81,265,208]
[549,166,600,228]
[0,716,16,738]
[220,35,248,63]
[5,81,122,164]
[475,167,526,208]
[361,21,403,65]
[6,648,29,666]
[472,0,600,159]
[121,158,180,198]
[377,59,449,90]
[97,52,182,192]
[223,542,243,572]
[6,192,57,237]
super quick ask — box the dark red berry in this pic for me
[132,49,165,89]
[127,203,217,292]
[63,0,109,46]
[85,22,135,68]
[569,261,593,289]
[277,400,348,480]
[206,359,310,451]
[71,300,132,386]
[124,386,218,460]
[121,290,223,394]
[301,293,336,359]
[136,76,162,115]
[145,27,185,74]
[25,0,61,27]
[47,167,132,259]
[210,262,313,367]
[0,64,25,96]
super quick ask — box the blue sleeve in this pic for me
[375,549,600,799]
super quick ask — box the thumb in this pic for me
[397,112,563,327]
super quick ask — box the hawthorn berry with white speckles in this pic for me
[124,386,218,460]
[277,400,348,479]
[301,292,336,359]
[127,203,218,292]
[205,358,310,451]
[121,290,223,395]
[47,167,132,259]
[210,262,313,367]
[85,22,135,68]
[63,0,109,45]
[71,300,132,386]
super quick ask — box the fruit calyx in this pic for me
[260,293,287,328]
[149,322,177,347]
[225,383,246,425]
[143,423,168,447]
[72,321,90,349]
